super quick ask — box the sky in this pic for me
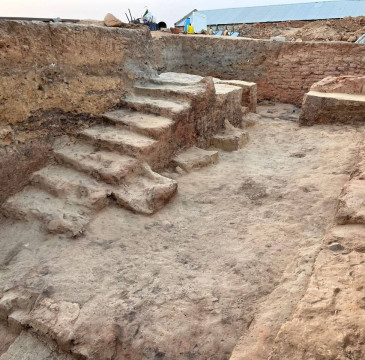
[0,0,342,27]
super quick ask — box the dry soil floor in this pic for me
[0,106,364,359]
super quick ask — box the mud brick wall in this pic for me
[153,35,365,105]
[0,21,155,204]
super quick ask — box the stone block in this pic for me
[216,79,257,112]
[211,120,249,151]
[171,147,219,172]
[300,91,365,125]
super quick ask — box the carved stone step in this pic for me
[214,79,257,112]
[103,109,174,139]
[0,331,73,360]
[54,141,139,185]
[150,72,203,86]
[120,95,190,119]
[172,147,219,172]
[80,125,157,158]
[134,81,205,101]
[31,165,110,210]
[211,120,249,151]
[2,186,90,236]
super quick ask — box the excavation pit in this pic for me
[1,21,365,360]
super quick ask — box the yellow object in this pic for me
[187,25,195,34]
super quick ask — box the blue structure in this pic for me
[184,18,191,32]
[175,1,365,27]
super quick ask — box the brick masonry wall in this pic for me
[153,35,365,104]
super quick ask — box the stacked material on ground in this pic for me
[300,75,365,125]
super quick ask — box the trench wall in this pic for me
[2,24,365,205]
[153,34,365,105]
[0,21,155,204]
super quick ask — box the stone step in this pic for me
[214,83,243,97]
[113,164,178,215]
[54,141,139,185]
[2,186,90,236]
[214,79,257,112]
[150,72,203,86]
[171,146,219,173]
[103,109,174,139]
[211,120,249,151]
[134,82,205,102]
[0,331,73,360]
[31,165,110,210]
[80,125,158,158]
[120,95,190,119]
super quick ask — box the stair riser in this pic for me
[119,100,189,120]
[102,116,173,140]
[148,78,198,87]
[134,86,196,102]
[54,152,136,185]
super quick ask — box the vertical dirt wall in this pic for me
[0,21,156,204]
[153,35,365,105]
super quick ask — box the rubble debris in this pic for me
[104,13,122,27]
[236,16,365,42]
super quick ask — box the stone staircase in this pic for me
[2,72,256,236]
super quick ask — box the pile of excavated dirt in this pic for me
[237,16,365,42]
[0,103,364,359]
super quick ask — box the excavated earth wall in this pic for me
[0,21,155,204]
[153,34,365,105]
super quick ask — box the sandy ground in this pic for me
[0,105,364,359]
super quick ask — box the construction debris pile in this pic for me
[236,16,365,42]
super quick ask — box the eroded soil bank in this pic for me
[0,105,363,359]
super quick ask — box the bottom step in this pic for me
[211,120,249,151]
[172,147,219,173]
[2,187,89,237]
[113,164,178,215]
[0,331,73,360]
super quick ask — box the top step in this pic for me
[150,72,203,86]
[214,83,243,96]
[120,95,190,119]
[134,82,206,101]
